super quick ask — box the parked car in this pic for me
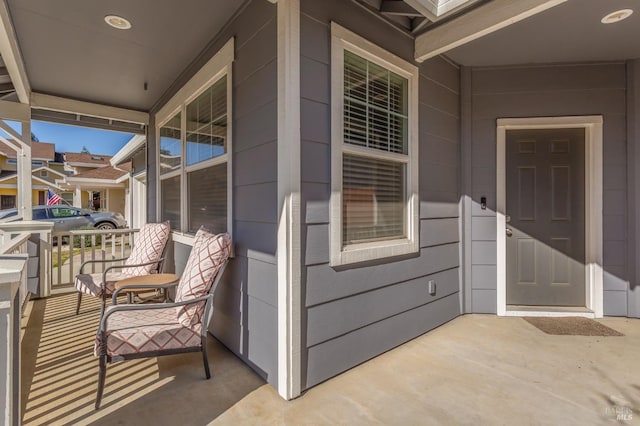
[0,206,127,232]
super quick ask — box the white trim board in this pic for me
[31,93,148,125]
[496,116,603,318]
[505,310,595,318]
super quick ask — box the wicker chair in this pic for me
[94,229,231,409]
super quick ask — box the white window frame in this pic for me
[155,37,234,241]
[330,23,419,267]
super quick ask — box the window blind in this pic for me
[344,51,408,155]
[343,154,406,245]
[188,163,227,234]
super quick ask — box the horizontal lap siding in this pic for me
[300,0,461,390]
[468,63,629,316]
[159,0,279,387]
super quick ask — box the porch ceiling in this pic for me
[446,0,640,66]
[6,0,245,111]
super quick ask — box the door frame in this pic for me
[496,116,603,318]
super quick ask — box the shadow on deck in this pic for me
[20,293,265,426]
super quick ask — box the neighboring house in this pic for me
[1,0,639,404]
[58,158,130,216]
[59,152,129,218]
[0,140,64,207]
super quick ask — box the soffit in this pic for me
[446,0,640,66]
[7,0,245,111]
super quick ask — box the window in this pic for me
[40,170,48,177]
[156,38,233,237]
[330,24,419,266]
[51,207,80,218]
[33,208,48,220]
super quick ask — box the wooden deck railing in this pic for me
[50,228,138,293]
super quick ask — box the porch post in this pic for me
[276,0,302,400]
[19,118,32,220]
[73,187,82,208]
[0,255,27,426]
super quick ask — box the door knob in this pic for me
[506,227,513,237]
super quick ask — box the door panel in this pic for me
[506,128,585,306]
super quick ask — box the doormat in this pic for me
[523,317,624,336]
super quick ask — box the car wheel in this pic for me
[96,222,116,230]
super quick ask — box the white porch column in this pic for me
[276,0,302,400]
[0,255,27,426]
[19,120,32,220]
[73,187,82,208]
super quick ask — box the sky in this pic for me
[8,120,134,156]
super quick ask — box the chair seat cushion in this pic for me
[74,272,130,297]
[95,306,202,357]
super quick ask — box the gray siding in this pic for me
[300,0,461,389]
[151,0,279,386]
[465,63,630,316]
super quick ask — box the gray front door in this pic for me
[506,128,585,306]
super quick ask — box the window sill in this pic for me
[171,231,195,246]
[330,238,419,267]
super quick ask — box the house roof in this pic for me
[64,152,112,166]
[0,171,16,181]
[69,165,128,180]
[0,140,55,160]
[0,171,62,189]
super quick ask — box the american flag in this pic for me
[46,189,62,206]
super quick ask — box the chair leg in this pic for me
[95,355,107,410]
[202,337,211,379]
[99,297,106,319]
[76,292,82,315]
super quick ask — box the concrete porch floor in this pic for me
[21,293,639,425]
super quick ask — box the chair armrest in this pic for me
[100,294,212,332]
[111,281,179,304]
[102,258,165,290]
[79,257,129,274]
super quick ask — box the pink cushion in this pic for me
[95,306,202,357]
[74,272,129,297]
[175,229,231,327]
[122,222,170,276]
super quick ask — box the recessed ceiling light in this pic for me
[601,9,633,24]
[104,15,132,30]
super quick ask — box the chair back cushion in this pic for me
[122,222,171,276]
[175,228,231,327]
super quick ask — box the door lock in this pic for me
[506,227,513,237]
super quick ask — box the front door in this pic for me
[506,128,585,306]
